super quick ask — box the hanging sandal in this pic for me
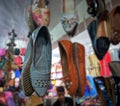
[72,42,86,97]
[30,26,52,97]
[58,40,78,96]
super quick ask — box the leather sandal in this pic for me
[58,40,78,96]
[72,42,86,97]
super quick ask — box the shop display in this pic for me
[0,29,25,106]
[72,42,86,97]
[58,40,79,96]
[0,0,120,106]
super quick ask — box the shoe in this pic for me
[58,40,78,96]
[87,11,110,60]
[93,77,107,106]
[104,77,116,106]
[61,0,78,37]
[21,37,34,96]
[72,42,86,97]
[94,76,114,106]
[30,26,52,97]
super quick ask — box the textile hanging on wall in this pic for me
[88,53,101,77]
[100,51,112,77]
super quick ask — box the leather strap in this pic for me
[62,0,76,14]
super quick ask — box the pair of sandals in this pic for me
[21,26,52,97]
[58,40,86,97]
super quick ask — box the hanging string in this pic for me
[11,19,15,30]
[83,15,87,30]
[73,95,76,106]
[109,0,113,10]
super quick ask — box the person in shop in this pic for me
[53,86,79,106]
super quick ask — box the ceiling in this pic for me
[0,0,115,49]
[0,0,59,48]
[0,0,84,48]
[1,0,119,64]
[0,0,30,48]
